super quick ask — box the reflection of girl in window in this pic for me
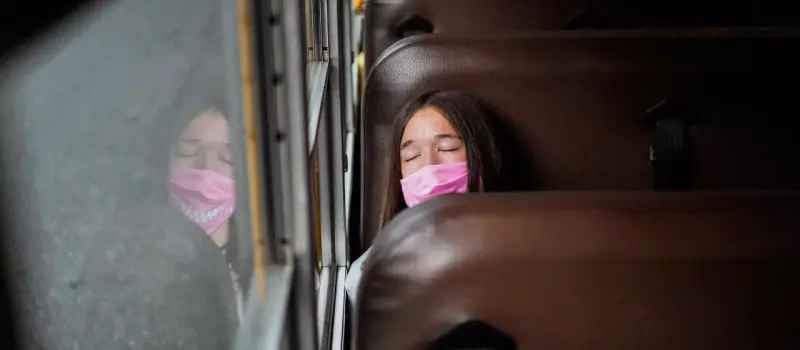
[169,109,235,247]
[167,108,244,320]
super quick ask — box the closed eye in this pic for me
[174,141,200,157]
[220,151,233,164]
[174,149,199,157]
[403,154,420,162]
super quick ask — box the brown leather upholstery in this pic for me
[360,29,800,248]
[365,0,800,69]
[356,191,800,350]
[364,0,591,69]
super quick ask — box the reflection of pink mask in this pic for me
[169,168,236,235]
[400,162,469,207]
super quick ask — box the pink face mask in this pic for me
[400,162,469,207]
[168,168,236,235]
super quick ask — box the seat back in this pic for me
[360,29,800,247]
[356,191,800,349]
[365,0,589,68]
[364,0,800,69]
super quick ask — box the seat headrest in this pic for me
[357,191,800,349]
[364,0,800,68]
[365,0,593,67]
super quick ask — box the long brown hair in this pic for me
[378,91,502,229]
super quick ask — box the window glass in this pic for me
[305,0,326,273]
[0,0,252,348]
[311,143,323,271]
[306,0,315,60]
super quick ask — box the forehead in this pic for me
[179,110,230,142]
[401,106,458,143]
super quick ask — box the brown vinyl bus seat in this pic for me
[360,28,800,249]
[356,191,800,350]
[365,0,590,69]
[365,0,800,69]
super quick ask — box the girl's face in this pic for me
[170,110,233,177]
[399,107,467,178]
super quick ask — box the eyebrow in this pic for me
[400,133,460,150]
[178,138,232,147]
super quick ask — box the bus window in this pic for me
[233,0,345,348]
[307,0,336,343]
[1,0,352,348]
[0,0,260,348]
[303,0,352,348]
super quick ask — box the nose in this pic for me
[193,149,215,170]
[420,150,444,167]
